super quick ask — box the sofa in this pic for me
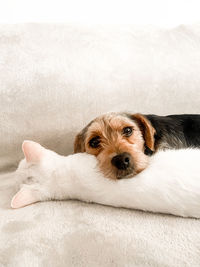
[0,23,200,266]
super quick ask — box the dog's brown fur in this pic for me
[74,113,155,179]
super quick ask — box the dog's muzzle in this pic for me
[111,152,132,170]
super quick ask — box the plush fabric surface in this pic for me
[1,172,200,267]
[1,23,200,173]
[0,23,200,266]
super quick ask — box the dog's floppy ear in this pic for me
[74,133,86,153]
[132,113,156,152]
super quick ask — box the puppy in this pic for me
[74,113,200,179]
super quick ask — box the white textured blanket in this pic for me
[1,169,200,266]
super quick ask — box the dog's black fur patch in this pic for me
[146,114,200,150]
[144,144,154,156]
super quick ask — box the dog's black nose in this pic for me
[111,152,131,170]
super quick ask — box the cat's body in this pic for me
[11,141,200,218]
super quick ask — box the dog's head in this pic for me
[74,113,156,179]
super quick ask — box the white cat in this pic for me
[11,140,200,218]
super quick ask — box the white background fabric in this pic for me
[0,24,200,266]
[1,23,200,172]
[1,0,200,27]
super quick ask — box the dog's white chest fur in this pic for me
[11,141,200,218]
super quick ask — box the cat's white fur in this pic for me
[11,140,200,218]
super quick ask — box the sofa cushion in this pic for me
[0,23,200,172]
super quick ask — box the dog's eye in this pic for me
[89,136,101,148]
[122,127,133,137]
